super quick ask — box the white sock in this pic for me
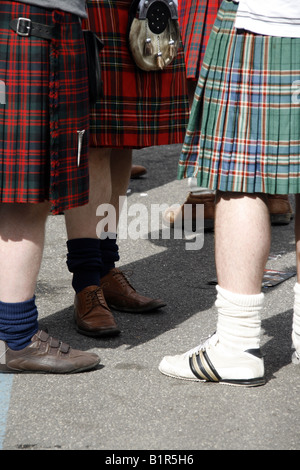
[292,283,300,354]
[215,285,264,352]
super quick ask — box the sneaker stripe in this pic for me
[201,350,222,381]
[189,354,209,381]
[189,350,221,382]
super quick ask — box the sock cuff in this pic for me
[67,238,101,251]
[100,236,118,251]
[100,236,120,266]
[0,296,36,318]
[66,238,103,273]
[216,286,262,351]
[0,296,38,350]
[216,285,264,308]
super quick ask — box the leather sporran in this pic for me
[127,0,180,71]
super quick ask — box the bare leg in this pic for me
[159,191,269,385]
[215,191,271,295]
[292,194,300,362]
[109,148,132,224]
[65,147,112,239]
[0,202,50,302]
[64,148,139,337]
[65,147,163,323]
[65,148,132,238]
[0,202,100,369]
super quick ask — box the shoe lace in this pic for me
[112,269,135,290]
[184,332,218,357]
[86,287,109,310]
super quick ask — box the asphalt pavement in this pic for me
[0,144,299,452]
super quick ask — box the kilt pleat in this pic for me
[178,0,222,80]
[0,2,90,214]
[84,0,189,149]
[178,0,300,195]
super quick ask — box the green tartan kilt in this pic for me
[0,2,90,214]
[178,0,300,194]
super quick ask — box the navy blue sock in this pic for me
[0,296,38,351]
[100,235,120,277]
[66,238,103,293]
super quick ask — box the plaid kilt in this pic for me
[0,2,90,214]
[83,0,189,149]
[178,0,222,80]
[178,0,300,195]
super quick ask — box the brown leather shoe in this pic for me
[74,286,120,337]
[100,268,166,313]
[130,165,147,179]
[163,192,215,231]
[267,194,293,225]
[0,330,100,373]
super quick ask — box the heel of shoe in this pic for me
[202,348,265,387]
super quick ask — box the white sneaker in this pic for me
[158,334,265,387]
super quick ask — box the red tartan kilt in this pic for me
[0,2,90,214]
[84,0,189,149]
[178,0,222,80]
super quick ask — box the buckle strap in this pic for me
[10,17,56,40]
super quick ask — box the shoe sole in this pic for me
[0,359,100,374]
[270,213,293,225]
[75,326,121,338]
[130,171,147,179]
[158,367,265,387]
[108,302,166,313]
